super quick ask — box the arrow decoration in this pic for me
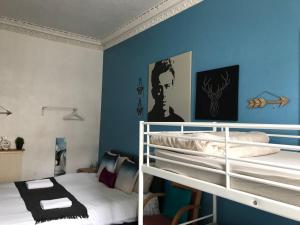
[0,106,12,116]
[248,96,289,109]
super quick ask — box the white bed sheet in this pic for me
[0,173,138,225]
[155,149,300,206]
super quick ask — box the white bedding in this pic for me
[150,131,280,157]
[155,149,300,206]
[0,173,138,225]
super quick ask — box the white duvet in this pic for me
[0,173,138,225]
[150,131,280,157]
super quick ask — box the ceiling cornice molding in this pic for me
[0,17,102,50]
[102,0,203,50]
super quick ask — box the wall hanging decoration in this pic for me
[148,51,192,122]
[41,106,84,121]
[137,78,144,96]
[136,78,144,117]
[195,65,239,121]
[0,106,12,116]
[54,137,66,176]
[248,91,289,109]
[0,136,11,150]
[136,98,144,117]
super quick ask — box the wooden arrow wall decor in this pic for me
[248,91,289,109]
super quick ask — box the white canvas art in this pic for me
[148,51,192,122]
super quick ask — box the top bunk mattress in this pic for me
[150,131,280,158]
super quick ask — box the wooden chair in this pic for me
[143,182,202,225]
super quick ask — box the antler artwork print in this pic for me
[202,72,230,117]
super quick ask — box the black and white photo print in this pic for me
[195,65,239,121]
[54,137,66,176]
[148,52,192,122]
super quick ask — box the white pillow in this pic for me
[115,156,128,173]
[151,131,279,158]
[115,159,138,193]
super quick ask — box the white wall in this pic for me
[0,29,103,180]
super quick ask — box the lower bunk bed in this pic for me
[138,121,300,225]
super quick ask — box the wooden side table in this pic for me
[77,167,97,173]
[0,149,24,183]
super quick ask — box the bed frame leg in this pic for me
[138,171,144,225]
[138,121,144,225]
[213,195,217,224]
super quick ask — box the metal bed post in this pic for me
[225,127,230,189]
[212,122,217,132]
[146,124,150,166]
[212,123,218,224]
[138,121,144,225]
[213,195,217,224]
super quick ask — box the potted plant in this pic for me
[15,137,24,150]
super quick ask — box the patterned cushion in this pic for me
[97,151,119,177]
[133,173,153,194]
[99,167,117,188]
[115,159,138,193]
[115,156,129,173]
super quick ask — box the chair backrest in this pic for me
[171,182,202,221]
[189,188,202,222]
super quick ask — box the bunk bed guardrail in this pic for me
[138,121,300,225]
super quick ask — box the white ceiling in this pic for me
[0,0,161,40]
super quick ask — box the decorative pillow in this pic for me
[97,151,119,177]
[99,167,117,188]
[162,181,192,223]
[133,173,153,194]
[115,159,138,193]
[115,156,129,173]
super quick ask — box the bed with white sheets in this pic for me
[138,121,300,225]
[0,173,138,225]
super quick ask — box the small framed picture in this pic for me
[195,65,239,121]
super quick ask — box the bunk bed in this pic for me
[138,121,300,225]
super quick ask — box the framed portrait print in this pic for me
[54,137,66,176]
[148,52,192,122]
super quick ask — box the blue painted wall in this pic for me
[100,0,300,224]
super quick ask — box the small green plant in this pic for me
[15,137,24,150]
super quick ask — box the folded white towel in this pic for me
[40,197,72,210]
[26,179,53,189]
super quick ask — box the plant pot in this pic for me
[16,143,23,150]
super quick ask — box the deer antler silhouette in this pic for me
[202,72,230,117]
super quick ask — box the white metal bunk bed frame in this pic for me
[138,121,300,225]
